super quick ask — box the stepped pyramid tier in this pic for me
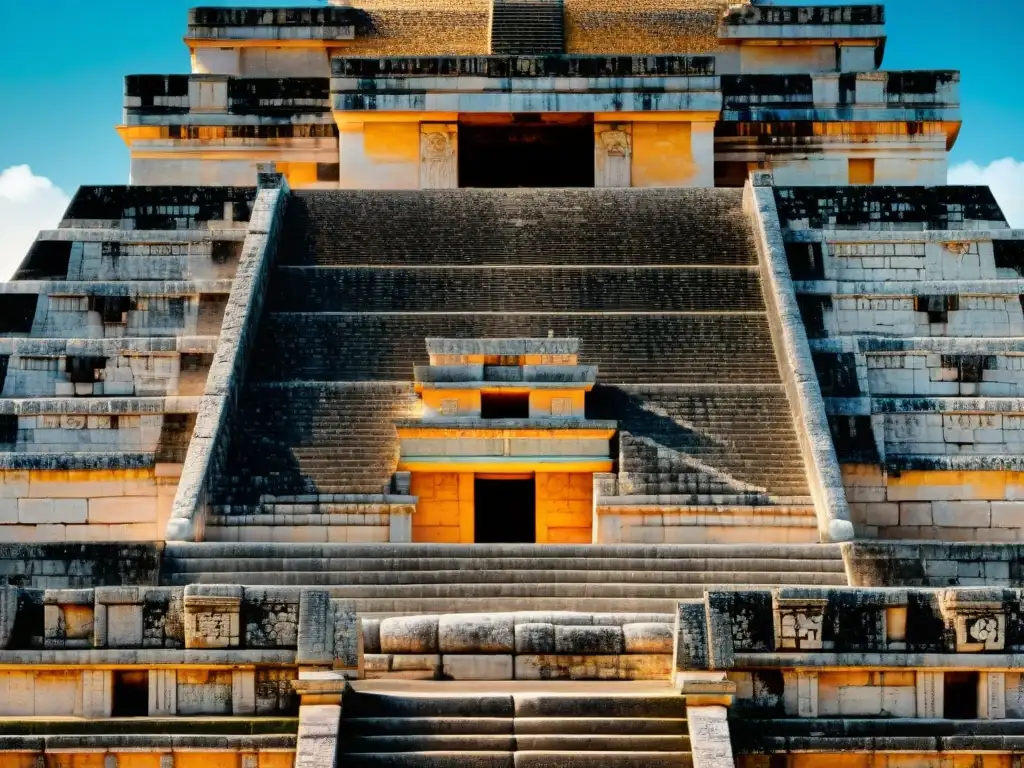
[1,1,1024,768]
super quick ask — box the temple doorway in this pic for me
[474,476,536,543]
[458,114,594,188]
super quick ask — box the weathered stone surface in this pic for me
[297,590,334,664]
[439,614,514,653]
[554,625,623,655]
[442,654,514,681]
[515,622,556,654]
[380,615,440,654]
[622,622,674,654]
[295,703,340,768]
[0,586,17,649]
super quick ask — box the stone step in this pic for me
[166,558,844,577]
[341,752,514,768]
[341,735,690,754]
[164,542,844,561]
[160,575,847,594]
[343,735,517,753]
[345,694,515,719]
[267,267,767,313]
[279,189,756,268]
[514,718,685,736]
[515,736,688,752]
[513,753,692,768]
[345,718,514,737]
[513,696,687,719]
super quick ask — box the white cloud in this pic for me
[0,165,71,281]
[948,157,1024,229]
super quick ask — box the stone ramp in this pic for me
[160,543,848,615]
[339,682,690,767]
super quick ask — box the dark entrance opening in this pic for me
[474,477,536,543]
[943,671,979,719]
[459,116,595,188]
[481,392,530,419]
[112,670,149,717]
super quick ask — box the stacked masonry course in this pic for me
[1,3,1024,768]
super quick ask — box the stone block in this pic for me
[149,669,177,716]
[515,623,555,654]
[88,497,158,524]
[106,604,144,647]
[442,654,514,681]
[82,669,113,718]
[514,653,670,681]
[899,502,933,527]
[932,501,991,528]
[389,654,441,678]
[622,622,674,653]
[0,499,17,525]
[686,706,735,768]
[554,625,624,655]
[991,502,1024,528]
[232,669,256,715]
[183,586,242,649]
[439,614,514,653]
[297,590,334,665]
[362,618,382,654]
[380,615,439,654]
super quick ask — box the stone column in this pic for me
[82,670,113,718]
[980,672,1006,719]
[232,669,257,715]
[0,586,18,649]
[916,671,944,718]
[420,124,458,189]
[594,124,632,187]
[149,669,177,716]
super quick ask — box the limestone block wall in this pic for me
[409,472,473,543]
[0,467,179,544]
[775,184,1024,542]
[536,473,592,543]
[844,466,1024,542]
[68,241,242,281]
[0,186,257,544]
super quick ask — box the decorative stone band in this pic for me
[166,172,290,542]
[673,586,1024,676]
[745,177,854,543]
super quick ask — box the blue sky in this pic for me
[0,0,1021,275]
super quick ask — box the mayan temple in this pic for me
[1,0,1023,766]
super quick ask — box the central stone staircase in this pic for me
[161,542,847,614]
[338,684,691,767]
[490,0,565,55]
[177,188,844,601]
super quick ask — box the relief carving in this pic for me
[599,129,632,158]
[421,129,457,189]
[773,593,829,651]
